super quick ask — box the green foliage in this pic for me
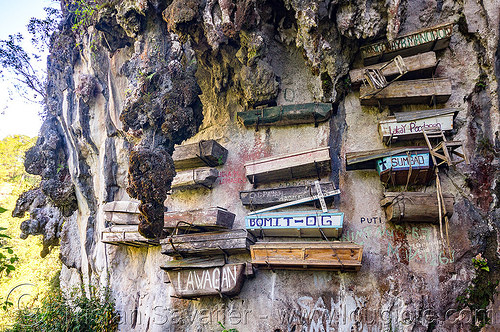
[474,72,488,91]
[69,0,101,33]
[0,135,38,185]
[473,253,489,272]
[5,281,119,332]
[218,321,238,332]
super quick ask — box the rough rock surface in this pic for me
[13,0,500,331]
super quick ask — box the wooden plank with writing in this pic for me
[350,52,438,86]
[164,207,235,232]
[245,210,343,238]
[237,103,332,127]
[172,140,228,170]
[244,147,331,184]
[376,152,434,186]
[165,264,246,298]
[360,23,453,65]
[239,182,336,207]
[161,229,254,257]
[360,78,451,106]
[171,167,218,190]
[251,242,363,271]
[381,192,454,223]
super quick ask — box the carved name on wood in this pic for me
[377,152,434,186]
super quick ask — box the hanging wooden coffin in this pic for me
[359,78,452,106]
[161,229,255,257]
[237,103,332,127]
[381,192,454,223]
[360,23,453,65]
[172,140,228,170]
[376,151,434,185]
[164,263,247,298]
[245,210,343,237]
[244,147,331,184]
[239,182,337,207]
[101,225,159,247]
[378,108,458,143]
[171,167,218,190]
[164,207,235,232]
[250,242,363,271]
[350,52,438,86]
[103,201,140,225]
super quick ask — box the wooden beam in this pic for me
[164,207,235,232]
[237,103,332,127]
[360,23,453,65]
[244,147,331,184]
[250,242,363,270]
[360,78,451,106]
[172,140,228,170]
[381,192,454,223]
[171,167,218,190]
[161,229,255,257]
[350,52,437,86]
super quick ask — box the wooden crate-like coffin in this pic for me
[164,207,235,232]
[378,109,457,143]
[359,78,451,106]
[172,140,228,169]
[377,152,434,186]
[246,210,343,238]
[161,229,255,257]
[244,147,331,184]
[381,192,454,223]
[164,264,246,298]
[251,242,363,271]
[360,23,453,65]
[237,103,332,127]
[101,225,159,247]
[240,182,336,207]
[350,52,437,86]
[171,167,218,190]
[103,201,140,225]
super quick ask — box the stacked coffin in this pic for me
[171,140,228,190]
[101,201,160,247]
[239,146,363,271]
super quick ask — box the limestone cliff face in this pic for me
[13,0,500,331]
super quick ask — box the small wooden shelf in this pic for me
[172,140,228,169]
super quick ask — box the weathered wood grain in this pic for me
[164,207,235,232]
[361,23,453,65]
[240,182,336,207]
[165,264,246,298]
[381,192,454,223]
[251,242,363,270]
[237,103,332,127]
[101,226,159,247]
[172,140,228,169]
[350,52,437,85]
[161,256,227,269]
[244,147,331,184]
[103,201,140,213]
[359,78,451,106]
[161,229,254,256]
[104,211,140,225]
[171,167,218,190]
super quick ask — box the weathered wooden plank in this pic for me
[245,210,343,238]
[379,109,457,143]
[359,78,451,106]
[172,140,228,170]
[240,182,336,207]
[101,226,160,247]
[251,242,363,270]
[361,23,453,65]
[164,207,235,232]
[104,211,140,225]
[244,147,331,184]
[237,103,332,127]
[165,264,246,298]
[161,229,254,256]
[102,201,139,213]
[350,52,437,85]
[346,147,430,170]
[162,256,227,270]
[171,167,218,190]
[381,192,454,223]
